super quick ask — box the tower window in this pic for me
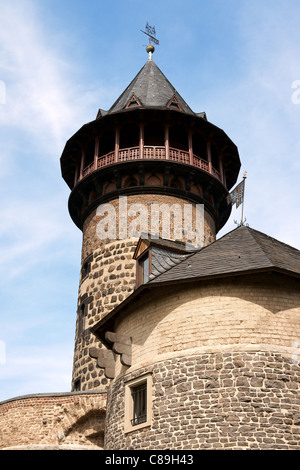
[131,383,147,426]
[82,262,89,279]
[124,374,152,433]
[81,254,93,281]
[136,250,151,287]
[140,253,150,284]
[77,303,86,339]
[74,378,81,392]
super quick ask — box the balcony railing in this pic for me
[79,146,223,184]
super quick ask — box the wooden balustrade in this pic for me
[81,162,94,178]
[79,146,223,185]
[143,146,165,159]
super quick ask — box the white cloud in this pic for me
[0,0,109,160]
[0,1,85,280]
[0,195,76,279]
[208,3,300,249]
[0,343,73,401]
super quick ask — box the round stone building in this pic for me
[60,47,300,450]
[60,47,241,394]
[1,46,300,451]
[93,226,300,450]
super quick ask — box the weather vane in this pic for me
[141,22,159,60]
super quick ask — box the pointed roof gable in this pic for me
[108,59,195,115]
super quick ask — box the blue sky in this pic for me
[0,0,299,402]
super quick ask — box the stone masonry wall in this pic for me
[105,351,300,450]
[72,237,137,391]
[104,272,300,449]
[72,193,216,391]
[0,391,106,450]
[114,274,300,376]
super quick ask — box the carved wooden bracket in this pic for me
[105,331,132,367]
[89,347,115,379]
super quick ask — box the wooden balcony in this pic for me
[79,146,222,184]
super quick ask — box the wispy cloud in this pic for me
[0,2,70,149]
[0,1,85,400]
[0,0,115,159]
[207,3,300,248]
[0,196,78,279]
[0,343,73,401]
[0,1,87,281]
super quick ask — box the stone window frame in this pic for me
[124,373,152,433]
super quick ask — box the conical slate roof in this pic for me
[107,59,195,115]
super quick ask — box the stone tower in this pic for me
[60,47,240,393]
[1,44,299,453]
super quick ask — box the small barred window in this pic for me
[131,382,147,426]
[124,374,152,433]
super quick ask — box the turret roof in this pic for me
[107,59,195,115]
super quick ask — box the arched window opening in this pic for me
[123,176,138,188]
[146,174,162,186]
[169,176,184,190]
[191,183,203,197]
[103,180,117,195]
[89,190,97,204]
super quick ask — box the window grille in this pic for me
[131,382,147,426]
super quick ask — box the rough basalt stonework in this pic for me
[72,194,216,391]
[113,274,300,377]
[0,391,106,450]
[72,238,137,391]
[104,351,300,450]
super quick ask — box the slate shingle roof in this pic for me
[148,225,300,285]
[92,225,300,339]
[108,59,195,115]
[150,247,191,279]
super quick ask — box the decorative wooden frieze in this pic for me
[105,331,132,367]
[89,347,115,379]
[125,94,142,109]
[167,94,182,111]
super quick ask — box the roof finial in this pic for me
[141,22,159,60]
[146,44,155,60]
